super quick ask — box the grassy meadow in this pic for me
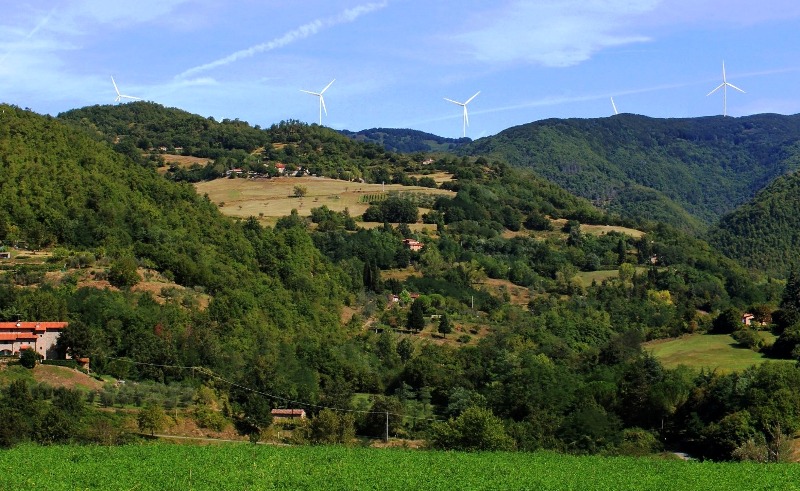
[645,333,790,373]
[195,176,454,225]
[2,443,799,491]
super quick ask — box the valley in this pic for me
[1,101,800,471]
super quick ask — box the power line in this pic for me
[107,356,441,422]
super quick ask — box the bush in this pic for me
[427,406,515,451]
[732,329,762,351]
[19,348,40,369]
[193,405,228,431]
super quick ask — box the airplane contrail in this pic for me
[0,7,57,64]
[176,1,388,79]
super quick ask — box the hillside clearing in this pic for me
[195,176,454,224]
[645,333,790,373]
[157,154,211,174]
[0,364,103,392]
[550,219,645,238]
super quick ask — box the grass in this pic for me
[645,333,791,373]
[1,443,799,490]
[195,176,454,225]
[549,219,645,238]
[574,267,647,288]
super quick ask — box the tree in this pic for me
[711,307,742,334]
[396,337,414,362]
[293,185,307,198]
[137,404,167,436]
[616,238,627,265]
[408,298,426,331]
[437,314,452,338]
[307,409,355,445]
[108,256,140,289]
[360,396,404,438]
[775,269,800,332]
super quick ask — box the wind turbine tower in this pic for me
[706,61,745,117]
[301,79,335,125]
[111,76,141,103]
[444,91,480,138]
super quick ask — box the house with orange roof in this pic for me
[0,321,68,360]
[402,238,424,252]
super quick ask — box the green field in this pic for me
[1,443,799,490]
[645,333,791,373]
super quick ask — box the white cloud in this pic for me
[455,0,661,67]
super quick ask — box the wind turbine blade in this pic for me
[706,84,724,96]
[320,79,335,94]
[111,76,121,96]
[320,96,328,116]
[727,82,745,93]
[464,107,469,127]
[722,61,727,82]
[464,91,480,105]
[443,98,463,106]
[300,89,320,95]
[611,97,618,115]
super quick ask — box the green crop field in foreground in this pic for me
[1,444,799,491]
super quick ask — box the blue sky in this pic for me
[2,0,800,138]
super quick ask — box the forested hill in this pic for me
[0,104,345,328]
[59,102,271,156]
[709,170,800,278]
[339,128,469,153]
[463,114,800,231]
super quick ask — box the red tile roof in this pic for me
[0,322,67,330]
[0,333,37,341]
[271,408,306,417]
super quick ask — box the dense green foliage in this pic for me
[58,103,431,186]
[3,103,800,462]
[2,444,800,490]
[59,102,270,157]
[339,127,469,153]
[708,171,800,277]
[464,114,800,231]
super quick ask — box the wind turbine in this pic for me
[706,61,745,117]
[300,79,335,125]
[444,91,480,138]
[111,76,141,103]
[610,97,619,115]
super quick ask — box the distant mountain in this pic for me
[339,128,469,153]
[463,114,800,232]
[708,170,800,278]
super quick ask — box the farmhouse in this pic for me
[0,321,68,360]
[271,408,306,421]
[742,313,766,327]
[402,238,424,252]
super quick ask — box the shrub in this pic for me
[19,348,40,369]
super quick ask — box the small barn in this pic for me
[271,408,307,421]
